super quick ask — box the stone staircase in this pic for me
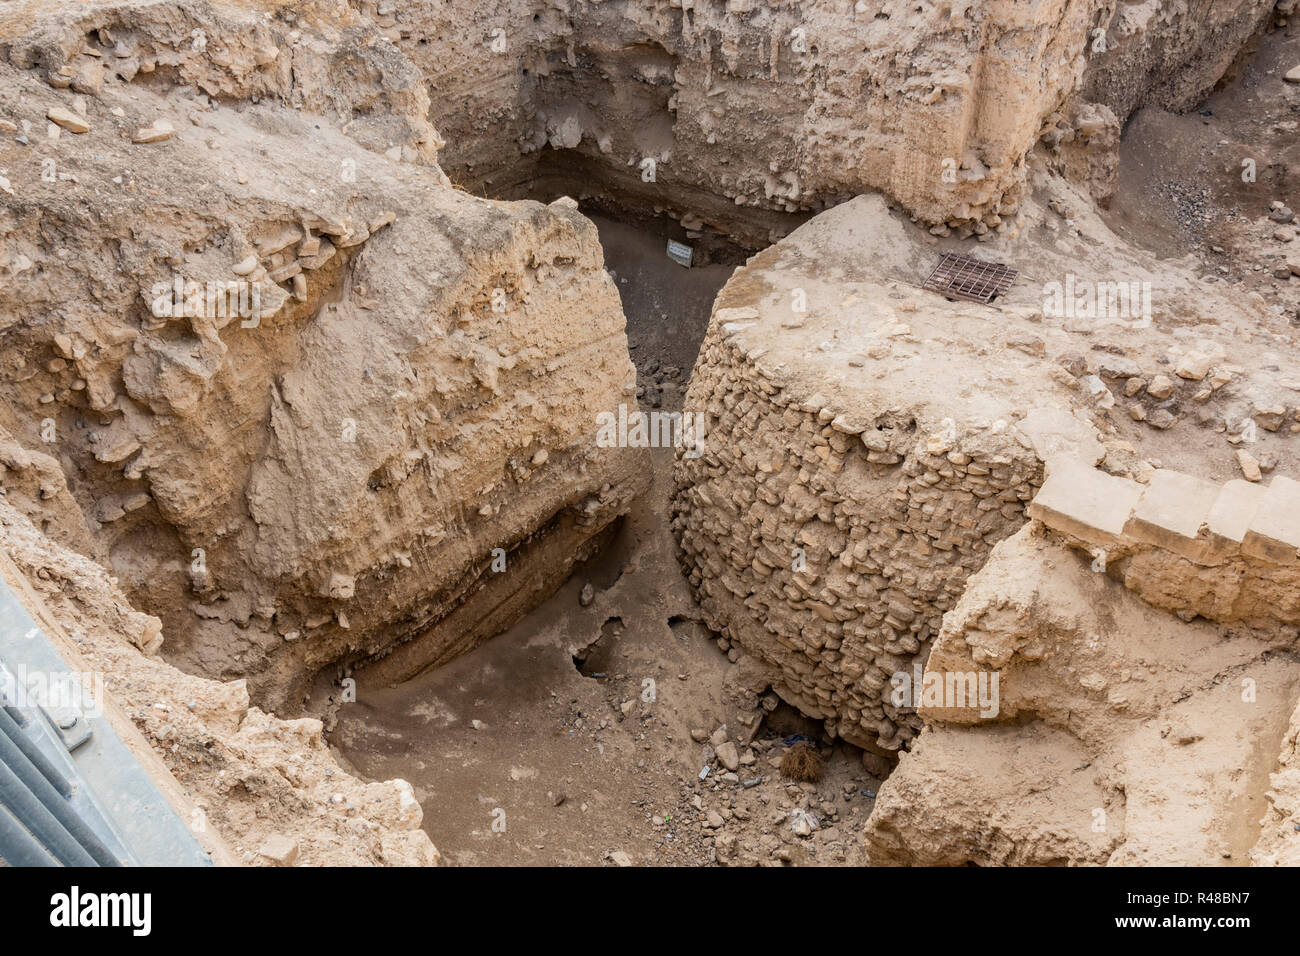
[1028,458,1300,626]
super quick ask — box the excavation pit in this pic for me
[2,0,1300,871]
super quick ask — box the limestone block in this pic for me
[1027,458,1142,550]
[1242,476,1300,565]
[1124,469,1220,563]
[1205,479,1266,553]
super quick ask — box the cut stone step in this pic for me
[1026,458,1142,550]
[1204,478,1266,555]
[1124,469,1220,562]
[1242,476,1300,565]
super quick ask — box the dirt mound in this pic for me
[0,489,437,865]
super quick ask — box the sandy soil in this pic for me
[1084,19,1300,485]
[591,210,742,408]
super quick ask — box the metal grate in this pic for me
[922,253,1018,304]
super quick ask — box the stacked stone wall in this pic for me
[672,326,1044,751]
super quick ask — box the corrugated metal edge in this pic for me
[0,549,224,867]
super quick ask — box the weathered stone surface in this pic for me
[1243,477,1300,566]
[0,494,439,867]
[409,0,1268,237]
[1206,479,1267,549]
[1124,469,1220,560]
[865,523,1300,866]
[1081,0,1278,121]
[1017,406,1105,466]
[1027,458,1142,549]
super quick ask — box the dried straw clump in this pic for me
[780,742,823,782]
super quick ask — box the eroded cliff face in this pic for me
[390,0,1110,238]
[369,0,1277,241]
[0,487,439,866]
[862,457,1300,866]
[1081,0,1278,121]
[0,0,648,710]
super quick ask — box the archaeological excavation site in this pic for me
[2,0,1300,890]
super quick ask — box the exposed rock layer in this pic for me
[863,519,1300,866]
[382,0,1275,237]
[0,0,648,710]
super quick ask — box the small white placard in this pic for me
[666,239,694,268]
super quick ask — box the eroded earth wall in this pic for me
[0,0,648,710]
[862,459,1300,865]
[1081,0,1278,121]
[0,477,439,866]
[376,0,1277,238]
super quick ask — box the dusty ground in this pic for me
[1077,18,1300,484]
[1106,19,1299,299]
[330,453,883,866]
[592,210,745,410]
[328,219,884,866]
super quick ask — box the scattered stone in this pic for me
[1056,351,1087,378]
[1208,366,1236,390]
[1147,374,1177,398]
[132,118,175,143]
[1079,375,1115,408]
[1175,352,1211,381]
[715,741,739,772]
[1235,449,1262,483]
[1147,408,1175,430]
[257,834,300,866]
[46,107,89,134]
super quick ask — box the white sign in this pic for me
[666,239,693,268]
